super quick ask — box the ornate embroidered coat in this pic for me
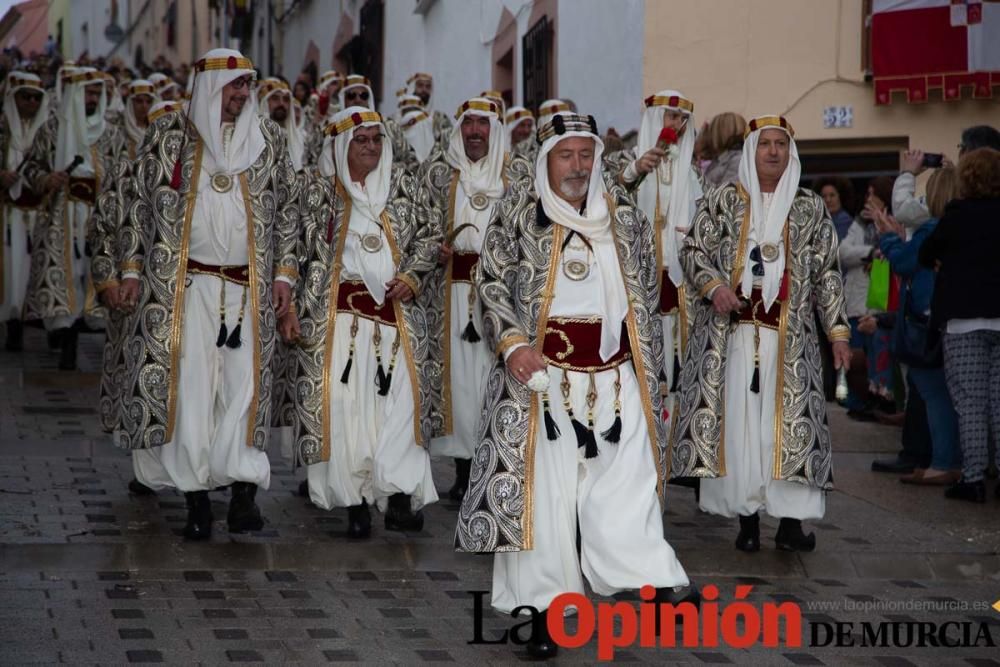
[112,112,300,451]
[672,184,849,490]
[454,182,666,554]
[415,149,533,436]
[22,116,123,321]
[291,166,442,466]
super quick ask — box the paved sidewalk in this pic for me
[1,328,998,664]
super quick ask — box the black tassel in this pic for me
[543,396,560,441]
[340,355,353,384]
[225,322,242,349]
[671,354,681,392]
[601,412,622,444]
[375,363,388,395]
[570,417,595,458]
[583,427,599,459]
[750,365,760,393]
[216,322,228,348]
[461,319,481,343]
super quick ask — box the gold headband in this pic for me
[9,77,43,91]
[324,110,382,137]
[64,71,104,85]
[343,75,371,88]
[408,72,432,84]
[644,94,694,113]
[455,99,501,120]
[745,115,794,139]
[538,101,570,117]
[194,55,254,72]
[148,103,181,122]
[129,84,155,96]
[506,109,533,124]
[402,111,429,129]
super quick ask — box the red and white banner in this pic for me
[871,0,1000,104]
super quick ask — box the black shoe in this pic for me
[847,409,876,422]
[944,479,986,503]
[297,479,309,498]
[871,457,916,474]
[182,491,212,540]
[227,482,264,532]
[128,478,156,496]
[346,500,372,539]
[525,609,559,660]
[995,482,1000,500]
[448,458,471,502]
[775,518,816,552]
[46,329,63,350]
[735,513,760,552]
[4,319,23,351]
[654,583,701,636]
[58,327,77,371]
[384,493,424,532]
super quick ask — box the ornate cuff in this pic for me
[496,333,529,357]
[94,279,120,294]
[394,272,420,298]
[698,278,726,299]
[120,260,143,274]
[828,324,851,342]
[274,265,299,283]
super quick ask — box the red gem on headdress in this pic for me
[351,112,363,125]
[668,96,679,107]
[227,56,237,69]
[644,95,654,107]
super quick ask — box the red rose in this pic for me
[658,127,679,146]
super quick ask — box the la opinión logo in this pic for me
[469,584,802,661]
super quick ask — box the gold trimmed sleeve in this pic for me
[828,325,851,342]
[394,271,421,298]
[496,333,529,358]
[698,278,725,300]
[120,260,143,274]
[274,265,299,282]
[94,279,120,294]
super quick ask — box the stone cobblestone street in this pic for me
[1,329,999,664]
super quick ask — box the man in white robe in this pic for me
[120,49,299,540]
[0,72,48,351]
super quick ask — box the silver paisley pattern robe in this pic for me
[672,183,849,490]
[454,182,667,554]
[291,166,442,466]
[112,112,300,451]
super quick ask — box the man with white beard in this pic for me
[456,112,695,659]
[0,72,48,352]
[23,68,122,370]
[114,49,300,540]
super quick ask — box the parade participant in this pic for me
[23,67,120,370]
[456,112,694,659]
[0,72,48,351]
[257,78,305,172]
[288,106,440,537]
[407,73,452,141]
[419,98,506,502]
[115,49,301,540]
[400,108,435,164]
[151,73,181,102]
[674,116,851,553]
[617,90,703,443]
[504,105,534,156]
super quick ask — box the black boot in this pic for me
[775,518,816,552]
[128,478,156,496]
[525,609,559,659]
[384,492,424,532]
[448,458,471,502]
[346,500,372,538]
[654,583,701,636]
[182,491,212,540]
[227,482,264,532]
[944,479,986,503]
[735,513,760,552]
[46,328,63,350]
[297,479,309,498]
[58,327,77,371]
[4,319,23,351]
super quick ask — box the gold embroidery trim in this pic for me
[164,140,204,443]
[698,278,725,299]
[120,260,143,274]
[393,272,420,298]
[321,179,352,462]
[275,265,299,282]
[772,222,791,479]
[239,173,262,448]
[440,169,461,435]
[496,333,529,357]
[828,324,850,342]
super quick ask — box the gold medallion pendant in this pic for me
[759,242,780,263]
[563,259,590,281]
[361,234,383,253]
[210,173,233,193]
[469,192,489,211]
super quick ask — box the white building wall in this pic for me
[555,0,644,134]
[277,0,643,130]
[69,0,118,60]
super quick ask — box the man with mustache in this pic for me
[112,49,300,541]
[283,106,441,538]
[674,116,851,553]
[406,73,452,143]
[504,105,535,158]
[23,68,122,370]
[456,112,695,659]
[0,72,49,352]
[418,98,510,503]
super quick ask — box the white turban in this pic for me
[3,71,48,199]
[55,67,108,177]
